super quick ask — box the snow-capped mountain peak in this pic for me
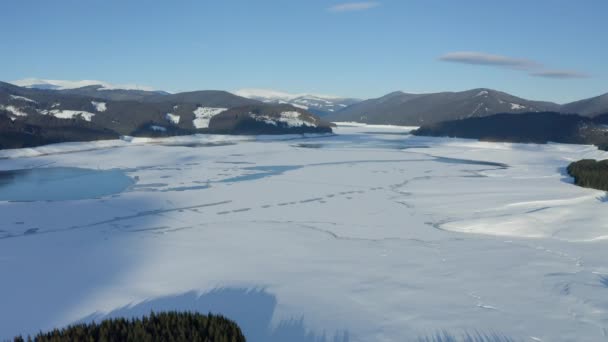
[234,88,301,102]
[10,78,158,91]
[234,88,344,101]
[234,88,361,116]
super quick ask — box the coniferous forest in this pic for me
[567,159,608,191]
[12,312,246,342]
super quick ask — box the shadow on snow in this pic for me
[79,288,350,342]
[416,330,520,342]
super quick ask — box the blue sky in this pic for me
[1,0,606,102]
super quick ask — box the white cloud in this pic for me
[328,2,380,12]
[439,51,539,70]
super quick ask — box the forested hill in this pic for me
[567,159,608,192]
[413,112,608,150]
[0,81,333,149]
[13,311,246,342]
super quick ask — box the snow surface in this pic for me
[333,121,418,130]
[39,109,95,122]
[91,101,107,112]
[475,90,489,97]
[149,125,167,132]
[290,103,309,110]
[165,113,180,124]
[510,103,526,110]
[9,95,37,103]
[1,126,608,341]
[193,107,226,129]
[0,105,28,117]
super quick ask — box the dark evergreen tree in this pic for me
[567,159,608,191]
[13,311,246,342]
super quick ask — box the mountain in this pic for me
[235,88,361,117]
[208,104,333,134]
[56,85,170,102]
[413,111,608,150]
[12,78,170,102]
[327,88,561,125]
[37,85,255,107]
[11,78,159,91]
[148,90,259,107]
[561,92,608,117]
[0,110,117,150]
[0,81,332,149]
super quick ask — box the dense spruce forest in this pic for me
[12,312,245,342]
[413,112,608,150]
[567,159,608,191]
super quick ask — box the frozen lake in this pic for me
[0,167,134,201]
[1,124,607,341]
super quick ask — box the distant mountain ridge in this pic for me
[14,80,608,125]
[413,111,608,150]
[235,88,361,117]
[326,88,566,125]
[11,78,160,91]
[0,81,333,149]
[7,79,608,129]
[561,93,608,117]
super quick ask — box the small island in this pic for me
[567,159,608,191]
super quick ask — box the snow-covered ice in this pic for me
[0,125,607,341]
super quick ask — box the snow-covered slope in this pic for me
[1,126,607,341]
[164,113,180,124]
[91,101,107,112]
[193,107,227,129]
[39,109,96,121]
[0,105,29,118]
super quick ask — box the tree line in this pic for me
[13,311,246,342]
[567,159,608,191]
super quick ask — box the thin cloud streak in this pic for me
[439,51,539,70]
[440,51,590,80]
[328,2,380,12]
[529,70,590,79]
